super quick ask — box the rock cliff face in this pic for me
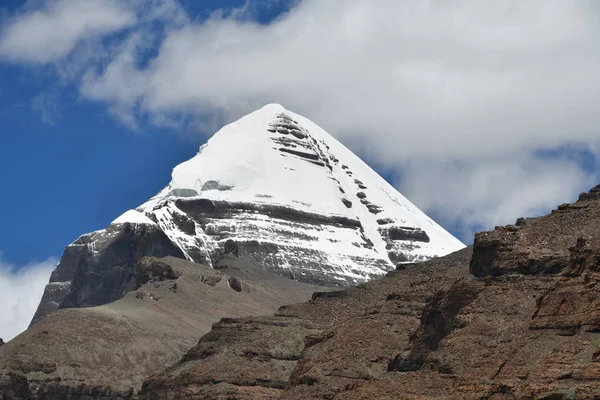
[139,184,600,399]
[30,222,186,325]
[469,185,600,278]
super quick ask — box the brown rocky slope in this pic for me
[139,185,600,399]
[0,255,326,399]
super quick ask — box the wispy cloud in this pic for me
[397,151,596,242]
[0,0,136,64]
[0,0,599,237]
[31,91,61,125]
[0,254,56,342]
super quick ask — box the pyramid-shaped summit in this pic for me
[32,104,464,324]
[137,104,464,279]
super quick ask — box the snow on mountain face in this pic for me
[132,104,464,285]
[111,209,156,225]
[31,104,464,325]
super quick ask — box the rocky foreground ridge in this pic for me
[137,184,600,399]
[3,184,600,398]
[3,185,600,398]
[0,255,325,399]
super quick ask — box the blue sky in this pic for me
[0,99,199,265]
[0,0,598,341]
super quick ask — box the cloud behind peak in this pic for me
[0,255,56,341]
[0,0,598,241]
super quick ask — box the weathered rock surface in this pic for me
[31,223,186,325]
[138,248,471,399]
[139,184,600,399]
[470,185,600,278]
[0,256,326,398]
[135,257,180,287]
[6,184,600,398]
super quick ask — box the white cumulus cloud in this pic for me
[77,0,600,160]
[397,152,596,242]
[0,255,56,342]
[0,0,137,64]
[1,0,599,239]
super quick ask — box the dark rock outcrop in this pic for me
[530,237,600,334]
[0,374,134,400]
[134,257,180,288]
[227,276,244,292]
[470,186,600,278]
[380,226,431,243]
[388,280,481,372]
[31,222,185,325]
[175,198,362,230]
[223,239,239,257]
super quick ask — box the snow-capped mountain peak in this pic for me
[31,103,464,325]
[135,103,464,282]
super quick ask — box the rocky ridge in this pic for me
[3,183,600,398]
[138,184,600,399]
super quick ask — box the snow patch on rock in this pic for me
[111,210,156,226]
